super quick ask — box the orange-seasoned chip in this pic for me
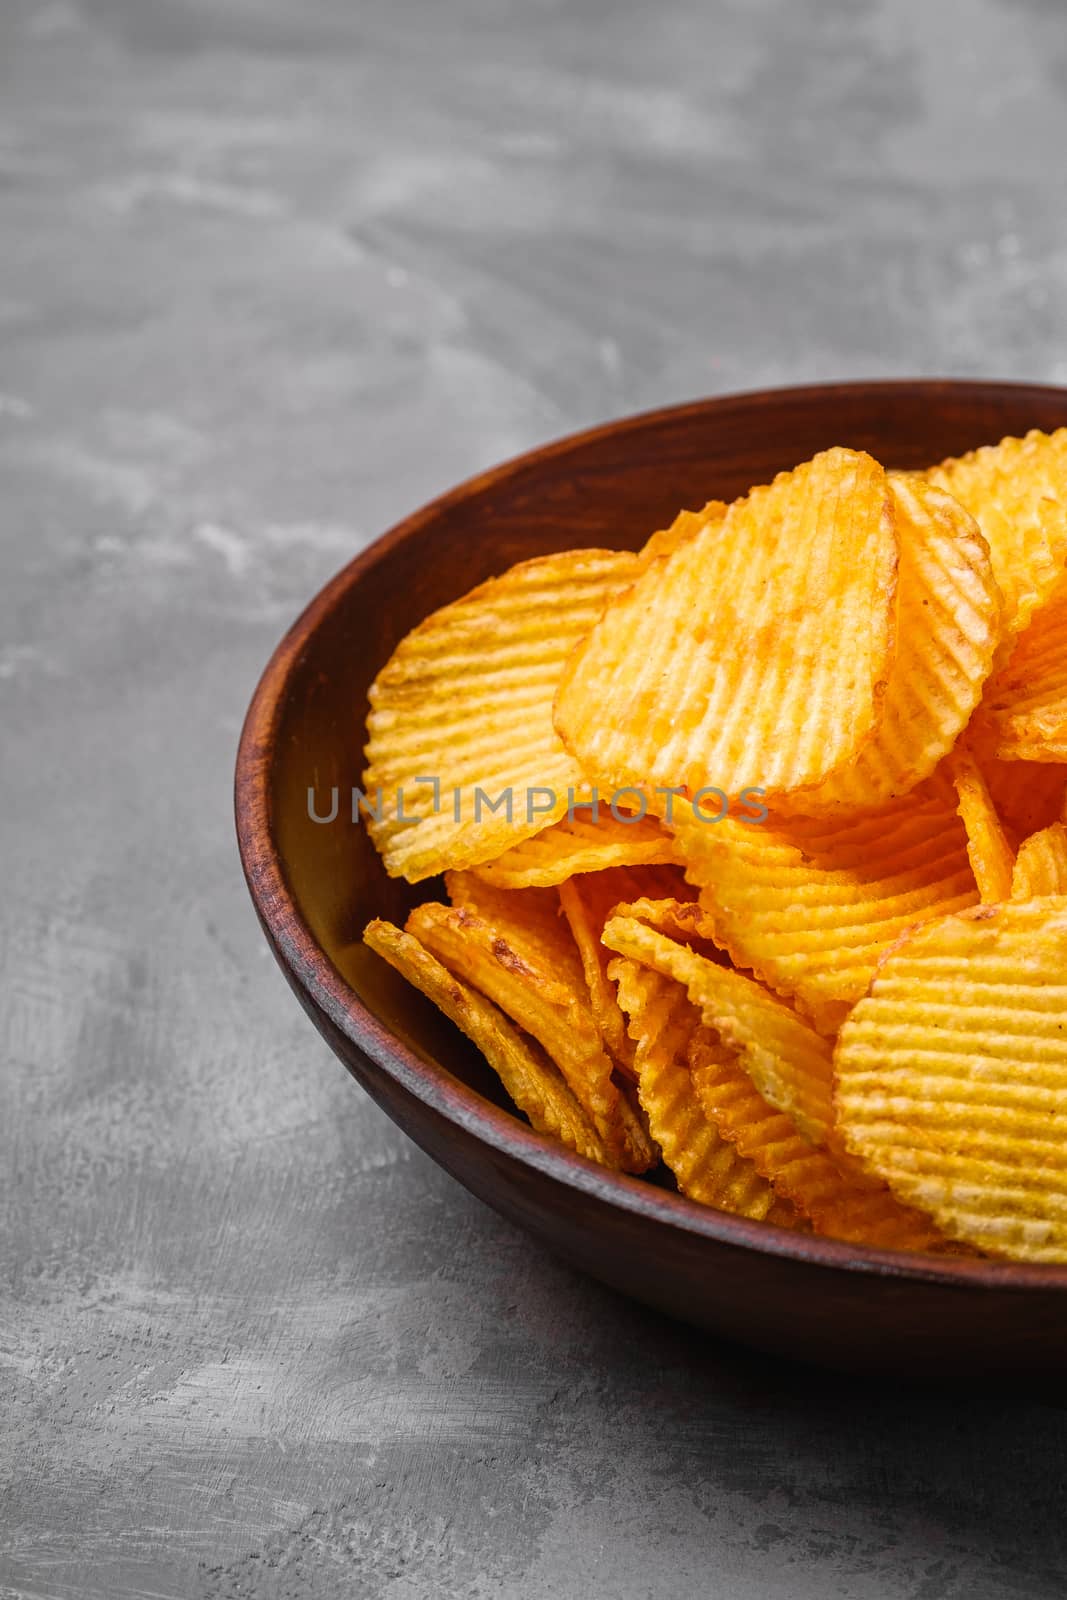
[781,472,1001,813]
[409,889,654,1173]
[668,786,978,1034]
[834,897,1067,1262]
[926,428,1067,637]
[949,746,1016,903]
[980,577,1067,761]
[558,866,691,1072]
[602,913,837,1149]
[639,500,727,562]
[609,956,799,1225]
[1011,822,1067,900]
[686,1027,955,1252]
[364,919,612,1165]
[554,448,898,801]
[363,549,643,881]
[471,806,679,889]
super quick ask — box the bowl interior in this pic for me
[250,380,1067,1243]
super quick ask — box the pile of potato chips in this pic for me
[362,432,1067,1263]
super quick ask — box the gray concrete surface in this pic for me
[3,0,1067,1595]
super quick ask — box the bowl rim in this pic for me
[236,377,1067,1292]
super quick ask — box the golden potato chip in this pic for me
[602,913,836,1149]
[1011,822,1067,899]
[668,786,977,1034]
[639,500,727,562]
[407,896,654,1173]
[558,866,691,1072]
[686,1026,954,1252]
[980,578,1067,761]
[444,872,583,976]
[781,473,1001,814]
[363,549,643,881]
[554,448,898,801]
[949,747,1015,903]
[363,919,611,1165]
[834,897,1067,1262]
[926,428,1067,637]
[471,806,679,889]
[609,956,799,1225]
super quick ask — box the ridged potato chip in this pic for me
[926,428,1067,637]
[1012,822,1067,899]
[669,787,978,1034]
[602,913,836,1148]
[610,956,799,1225]
[558,866,691,1072]
[364,919,611,1165]
[981,579,1067,761]
[834,897,1067,1262]
[949,747,1015,903]
[781,473,1001,814]
[686,1027,954,1251]
[471,806,678,889]
[639,500,727,562]
[363,549,642,881]
[554,448,898,802]
[408,893,654,1172]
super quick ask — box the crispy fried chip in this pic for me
[609,957,799,1225]
[980,578,1067,761]
[471,806,678,889]
[409,891,654,1172]
[554,448,898,801]
[363,549,643,881]
[834,897,1067,1262]
[639,500,727,562]
[686,1026,954,1251]
[602,914,836,1148]
[668,787,978,1034]
[558,866,691,1072]
[1011,822,1067,899]
[926,428,1067,637]
[363,919,612,1165]
[949,747,1016,903]
[782,473,1001,813]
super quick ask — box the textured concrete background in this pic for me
[3,1,1067,1595]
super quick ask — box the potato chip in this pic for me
[834,897,1067,1262]
[609,956,799,1225]
[554,448,898,801]
[407,896,654,1172]
[781,473,1001,813]
[980,578,1067,761]
[926,428,1067,637]
[1011,822,1067,899]
[363,549,643,881]
[668,787,978,1034]
[602,913,836,1148]
[949,747,1015,903]
[686,1027,954,1251]
[558,866,691,1072]
[363,919,611,1165]
[471,806,679,889]
[639,500,727,562]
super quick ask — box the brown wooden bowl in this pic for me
[236,380,1067,1376]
